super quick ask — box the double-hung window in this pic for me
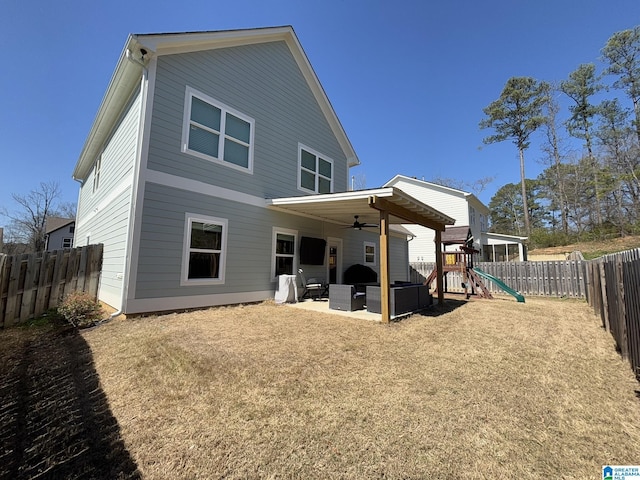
[271,228,297,280]
[182,86,254,172]
[182,214,228,285]
[364,241,376,266]
[298,144,333,194]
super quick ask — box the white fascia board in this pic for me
[284,31,360,168]
[135,26,294,55]
[73,35,145,181]
[269,187,394,206]
[466,193,490,214]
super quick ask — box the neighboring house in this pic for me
[383,175,527,262]
[72,27,453,318]
[44,217,75,251]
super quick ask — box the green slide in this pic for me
[472,268,525,303]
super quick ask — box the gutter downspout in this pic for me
[108,46,149,320]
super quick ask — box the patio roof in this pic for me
[267,187,455,231]
[267,187,455,323]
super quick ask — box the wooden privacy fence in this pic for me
[0,244,103,328]
[409,260,588,298]
[587,248,640,381]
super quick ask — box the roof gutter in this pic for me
[73,36,151,181]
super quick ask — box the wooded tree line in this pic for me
[481,26,640,247]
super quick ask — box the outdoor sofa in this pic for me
[365,283,432,317]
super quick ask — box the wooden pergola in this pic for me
[268,187,455,323]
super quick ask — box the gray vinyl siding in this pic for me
[146,41,348,199]
[74,87,141,308]
[136,182,322,299]
[135,183,410,300]
[46,225,75,251]
[334,228,409,284]
[389,234,410,281]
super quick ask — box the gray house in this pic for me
[44,217,75,251]
[72,26,453,320]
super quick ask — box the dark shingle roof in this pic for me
[45,217,75,234]
[441,225,472,245]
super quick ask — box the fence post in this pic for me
[615,256,629,360]
[19,253,39,323]
[0,255,7,328]
[599,261,610,332]
[33,251,52,318]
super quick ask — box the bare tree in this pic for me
[428,176,495,195]
[1,181,73,253]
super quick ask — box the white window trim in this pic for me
[92,154,102,194]
[364,241,376,266]
[181,86,255,174]
[297,143,334,194]
[62,238,73,248]
[181,213,229,286]
[271,227,298,281]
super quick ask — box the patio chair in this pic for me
[298,268,328,300]
[329,284,366,311]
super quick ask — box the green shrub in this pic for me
[57,291,103,328]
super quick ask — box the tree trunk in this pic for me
[633,96,640,146]
[519,148,531,237]
[584,132,603,229]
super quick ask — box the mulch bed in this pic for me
[0,325,140,479]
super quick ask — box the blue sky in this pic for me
[1,0,639,222]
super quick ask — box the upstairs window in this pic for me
[92,155,102,193]
[182,86,254,172]
[298,144,333,194]
[181,214,228,285]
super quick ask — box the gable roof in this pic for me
[73,26,359,180]
[384,174,490,215]
[45,217,75,234]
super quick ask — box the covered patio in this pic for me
[267,187,455,323]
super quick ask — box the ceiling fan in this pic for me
[346,215,378,230]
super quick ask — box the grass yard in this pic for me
[88,297,640,479]
[2,297,640,479]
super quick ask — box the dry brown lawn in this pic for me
[75,297,640,479]
[528,234,640,259]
